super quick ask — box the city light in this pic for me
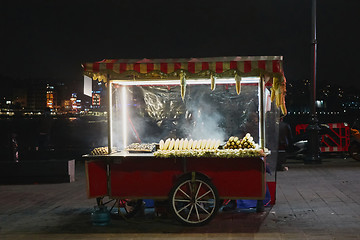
[1,79,360,117]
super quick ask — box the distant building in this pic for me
[46,84,55,110]
[342,93,360,112]
[92,90,101,108]
[27,83,46,110]
[12,88,27,109]
[63,100,71,111]
[54,82,71,112]
[69,93,82,111]
[90,81,106,110]
[70,93,77,111]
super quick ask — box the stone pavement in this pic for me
[1,157,360,239]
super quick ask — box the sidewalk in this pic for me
[1,157,360,239]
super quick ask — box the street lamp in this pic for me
[306,0,321,163]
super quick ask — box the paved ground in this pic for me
[1,157,360,239]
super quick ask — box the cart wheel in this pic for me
[169,174,220,226]
[349,142,360,161]
[96,197,143,219]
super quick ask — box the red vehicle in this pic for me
[83,56,287,226]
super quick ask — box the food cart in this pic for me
[82,56,287,226]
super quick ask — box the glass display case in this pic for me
[108,75,281,170]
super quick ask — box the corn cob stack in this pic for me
[159,138,220,151]
[90,147,108,155]
[224,133,257,150]
[239,133,256,149]
[224,136,241,149]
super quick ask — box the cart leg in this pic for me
[256,200,264,212]
[96,197,143,219]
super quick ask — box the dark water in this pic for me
[1,112,357,162]
[0,115,108,162]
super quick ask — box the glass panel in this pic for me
[110,79,265,151]
[265,96,280,177]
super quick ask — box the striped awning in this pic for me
[83,56,284,80]
[82,56,287,114]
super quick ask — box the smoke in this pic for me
[190,110,226,141]
[184,90,227,141]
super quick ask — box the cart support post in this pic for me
[191,171,196,183]
[259,75,265,149]
[107,81,112,154]
[256,200,264,212]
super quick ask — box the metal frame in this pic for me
[107,76,267,152]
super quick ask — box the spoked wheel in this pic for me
[169,174,220,226]
[96,197,143,218]
[349,142,360,161]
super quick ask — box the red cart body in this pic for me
[85,153,266,200]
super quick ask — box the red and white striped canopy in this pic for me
[82,56,287,114]
[82,56,284,81]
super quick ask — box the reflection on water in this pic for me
[0,115,108,161]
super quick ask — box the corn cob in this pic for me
[180,72,186,100]
[211,74,216,91]
[235,74,241,95]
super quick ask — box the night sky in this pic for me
[1,0,359,90]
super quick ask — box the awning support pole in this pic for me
[107,81,112,155]
[259,75,265,150]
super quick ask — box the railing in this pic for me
[295,123,350,152]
